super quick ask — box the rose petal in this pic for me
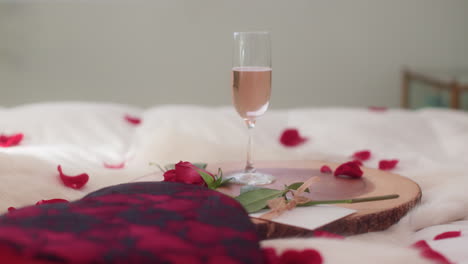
[35,199,69,206]
[163,169,177,182]
[0,133,24,148]
[103,162,125,169]
[175,162,205,185]
[379,159,399,170]
[279,128,308,147]
[434,231,461,240]
[57,165,89,189]
[279,249,323,264]
[124,114,142,125]
[262,248,323,264]
[412,240,451,264]
[352,150,371,161]
[313,230,344,239]
[334,161,363,179]
[368,106,388,112]
[175,161,212,186]
[320,165,332,174]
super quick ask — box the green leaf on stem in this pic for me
[211,176,229,189]
[218,178,232,188]
[164,164,175,171]
[149,162,166,172]
[193,163,208,169]
[298,194,399,207]
[286,182,310,193]
[214,176,222,186]
[214,168,232,187]
[198,167,230,189]
[198,170,215,188]
[240,185,262,194]
[235,188,286,213]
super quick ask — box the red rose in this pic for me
[163,161,214,186]
[334,161,363,179]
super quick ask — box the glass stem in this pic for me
[245,119,256,173]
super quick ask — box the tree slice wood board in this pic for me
[210,160,421,239]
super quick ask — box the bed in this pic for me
[1,102,467,263]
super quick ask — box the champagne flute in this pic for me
[228,31,275,185]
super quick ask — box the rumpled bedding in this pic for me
[1,102,468,264]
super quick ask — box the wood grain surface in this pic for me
[211,160,421,239]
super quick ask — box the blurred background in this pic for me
[1,0,468,109]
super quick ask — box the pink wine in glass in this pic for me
[232,66,272,120]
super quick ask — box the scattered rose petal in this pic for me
[434,231,461,240]
[379,159,399,170]
[7,207,16,213]
[368,106,388,112]
[262,248,323,264]
[350,160,363,166]
[352,150,371,161]
[58,165,89,189]
[320,165,332,174]
[0,133,24,148]
[103,162,125,169]
[334,161,363,179]
[279,249,323,264]
[313,230,344,239]
[279,128,308,147]
[412,240,451,264]
[35,199,69,205]
[124,114,142,125]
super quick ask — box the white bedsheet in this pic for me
[1,102,468,264]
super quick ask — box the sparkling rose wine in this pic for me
[232,66,272,119]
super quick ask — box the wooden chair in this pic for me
[401,69,468,109]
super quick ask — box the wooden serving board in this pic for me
[211,160,421,239]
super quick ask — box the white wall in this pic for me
[1,0,468,108]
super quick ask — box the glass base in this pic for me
[227,172,275,185]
